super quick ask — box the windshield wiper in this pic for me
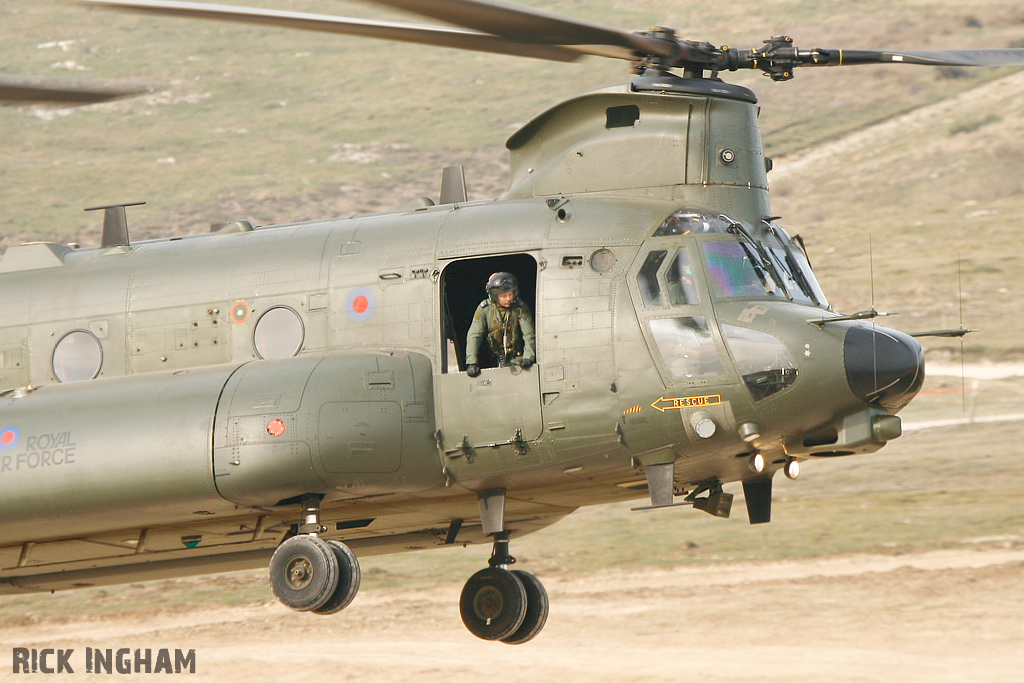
[764,222,820,306]
[726,219,791,300]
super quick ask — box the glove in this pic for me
[519,357,534,369]
[466,364,481,377]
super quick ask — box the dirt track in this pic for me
[3,548,1021,682]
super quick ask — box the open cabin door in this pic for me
[436,254,542,451]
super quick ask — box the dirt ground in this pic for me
[3,548,1021,682]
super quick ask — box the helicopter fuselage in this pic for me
[0,81,923,593]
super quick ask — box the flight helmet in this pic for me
[486,272,519,303]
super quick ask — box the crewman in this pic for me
[465,272,536,377]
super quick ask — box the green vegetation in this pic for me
[949,113,1002,135]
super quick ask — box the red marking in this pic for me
[267,419,286,437]
[353,296,369,314]
[231,301,250,324]
[0,432,13,446]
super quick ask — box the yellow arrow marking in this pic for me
[651,394,722,412]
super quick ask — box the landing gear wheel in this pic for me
[269,535,339,612]
[312,540,362,615]
[500,570,549,645]
[459,567,527,641]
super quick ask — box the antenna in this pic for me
[85,201,145,247]
[958,254,966,411]
[869,234,877,396]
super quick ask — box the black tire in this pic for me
[313,540,362,615]
[459,567,527,641]
[269,535,339,612]
[501,570,549,645]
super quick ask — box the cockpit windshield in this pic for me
[653,208,829,309]
[702,240,785,299]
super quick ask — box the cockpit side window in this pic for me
[636,250,667,307]
[666,248,699,305]
[649,316,725,379]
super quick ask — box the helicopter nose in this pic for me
[844,325,925,411]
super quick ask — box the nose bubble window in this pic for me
[52,330,103,383]
[721,324,798,400]
[253,306,305,359]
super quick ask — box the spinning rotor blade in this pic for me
[823,48,1024,68]
[81,0,605,62]
[80,1,1024,78]
[0,74,146,105]
[360,0,675,59]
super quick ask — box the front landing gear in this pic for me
[269,495,361,614]
[459,515,549,644]
[460,566,528,641]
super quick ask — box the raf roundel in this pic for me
[230,300,251,325]
[0,426,20,451]
[267,419,286,437]
[345,287,376,322]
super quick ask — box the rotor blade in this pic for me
[830,48,1024,68]
[80,0,592,62]
[360,0,675,58]
[0,74,147,105]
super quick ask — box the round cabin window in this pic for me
[253,306,305,359]
[52,330,103,382]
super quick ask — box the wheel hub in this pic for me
[473,586,504,623]
[286,557,314,590]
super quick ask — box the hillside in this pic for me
[1,0,1023,356]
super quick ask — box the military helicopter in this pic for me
[0,0,1018,645]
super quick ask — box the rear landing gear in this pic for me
[269,495,361,614]
[269,535,339,611]
[313,539,362,615]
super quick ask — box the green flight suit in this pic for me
[465,299,536,367]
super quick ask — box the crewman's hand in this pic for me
[519,357,534,369]
[466,364,481,377]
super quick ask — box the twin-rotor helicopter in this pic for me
[0,0,1019,644]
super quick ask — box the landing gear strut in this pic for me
[269,494,361,614]
[459,492,549,644]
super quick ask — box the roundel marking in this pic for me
[0,426,20,451]
[345,287,376,322]
[230,301,251,325]
[267,419,286,437]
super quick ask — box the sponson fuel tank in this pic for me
[0,353,441,544]
[212,353,443,507]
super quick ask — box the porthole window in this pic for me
[253,306,304,359]
[52,330,103,382]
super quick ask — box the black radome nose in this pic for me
[844,325,925,411]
